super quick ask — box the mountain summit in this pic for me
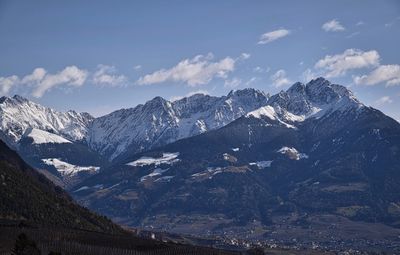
[0,95,93,146]
[87,88,270,160]
[265,77,361,119]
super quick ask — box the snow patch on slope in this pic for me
[127,152,180,167]
[140,168,170,182]
[154,176,174,182]
[24,128,72,144]
[278,147,308,160]
[246,105,277,120]
[42,158,100,176]
[249,161,273,169]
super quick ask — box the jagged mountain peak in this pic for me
[0,94,28,105]
[148,95,168,104]
[12,94,30,103]
[143,96,174,113]
[227,87,269,99]
[88,88,270,160]
[0,94,93,144]
[304,77,359,104]
[287,82,306,95]
[0,81,365,163]
[252,78,364,124]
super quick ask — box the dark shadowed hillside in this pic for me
[0,139,123,233]
[0,139,246,254]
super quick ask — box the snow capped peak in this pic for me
[0,79,368,164]
[305,77,359,105]
[148,96,168,105]
[0,94,93,144]
[246,78,365,131]
[12,94,30,103]
[307,76,330,86]
[227,88,269,99]
[143,96,173,112]
[88,88,270,160]
[287,82,306,95]
[267,78,363,121]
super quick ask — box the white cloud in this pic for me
[0,75,19,95]
[245,77,257,86]
[137,53,236,86]
[31,66,88,98]
[21,68,46,84]
[346,31,360,39]
[374,96,393,106]
[354,64,400,86]
[240,53,251,60]
[315,49,380,77]
[356,21,365,26]
[253,66,263,73]
[1,66,88,98]
[322,19,345,32]
[301,69,317,83]
[133,65,142,70]
[93,65,127,87]
[257,29,290,44]
[224,77,241,88]
[253,66,270,73]
[271,69,291,88]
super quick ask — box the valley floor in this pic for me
[125,213,400,254]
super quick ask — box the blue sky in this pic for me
[0,0,399,120]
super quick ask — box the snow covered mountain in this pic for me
[246,77,364,127]
[0,95,93,146]
[73,78,400,244]
[0,89,270,184]
[0,95,101,187]
[87,88,269,160]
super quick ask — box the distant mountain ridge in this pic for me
[88,88,270,160]
[71,78,400,251]
[0,88,270,186]
[0,79,365,162]
[0,95,93,146]
[1,78,398,191]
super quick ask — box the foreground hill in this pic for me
[0,139,122,233]
[73,78,400,253]
[0,139,247,254]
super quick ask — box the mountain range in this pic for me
[1,77,400,252]
[0,88,270,187]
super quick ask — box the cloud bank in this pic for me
[137,53,236,86]
[258,29,290,44]
[322,19,345,32]
[271,69,292,87]
[354,64,400,86]
[315,49,380,77]
[93,65,127,87]
[0,66,88,98]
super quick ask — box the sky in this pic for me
[0,0,399,121]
